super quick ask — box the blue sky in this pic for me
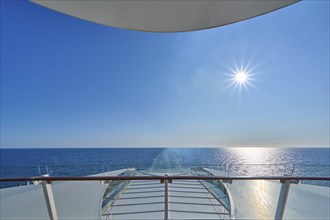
[1,1,329,148]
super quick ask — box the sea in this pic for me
[0,147,329,188]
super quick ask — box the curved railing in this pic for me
[192,168,233,217]
[101,169,137,217]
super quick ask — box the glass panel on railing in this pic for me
[293,165,330,186]
[224,179,281,219]
[102,168,136,213]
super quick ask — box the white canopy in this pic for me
[31,0,298,32]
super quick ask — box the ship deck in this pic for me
[104,179,229,219]
[1,169,329,220]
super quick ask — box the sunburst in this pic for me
[227,65,255,91]
[232,68,252,87]
[234,71,249,85]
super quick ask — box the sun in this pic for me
[234,70,250,86]
[225,62,256,91]
[235,71,248,84]
[229,67,254,89]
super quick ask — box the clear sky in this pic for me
[1,1,329,148]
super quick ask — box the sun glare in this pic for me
[227,65,255,91]
[231,147,270,163]
[223,59,259,93]
[235,71,248,84]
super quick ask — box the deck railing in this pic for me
[0,175,329,220]
[1,175,329,182]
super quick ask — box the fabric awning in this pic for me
[31,0,299,32]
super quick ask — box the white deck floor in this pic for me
[0,169,128,220]
[104,179,229,219]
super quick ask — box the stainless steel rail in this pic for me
[0,175,329,182]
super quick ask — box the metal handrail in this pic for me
[0,175,329,182]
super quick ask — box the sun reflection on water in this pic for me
[226,147,279,176]
[231,147,272,163]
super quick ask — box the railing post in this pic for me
[164,174,169,220]
[274,180,299,220]
[42,181,58,220]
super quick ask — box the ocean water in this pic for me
[0,147,329,188]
